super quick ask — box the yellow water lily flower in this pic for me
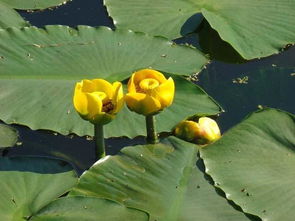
[125,69,175,116]
[174,117,221,145]
[73,79,124,125]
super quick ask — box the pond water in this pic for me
[6,0,295,173]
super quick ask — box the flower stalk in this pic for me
[145,115,159,144]
[94,123,105,160]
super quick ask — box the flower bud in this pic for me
[73,79,124,125]
[125,69,175,116]
[174,117,221,144]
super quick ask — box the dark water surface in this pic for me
[6,0,295,172]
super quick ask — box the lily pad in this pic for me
[105,0,295,59]
[0,25,219,138]
[0,2,29,29]
[0,124,18,149]
[200,108,295,221]
[0,156,77,220]
[70,137,252,221]
[31,196,149,221]
[0,0,71,10]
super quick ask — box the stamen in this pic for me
[102,100,114,113]
[138,78,159,92]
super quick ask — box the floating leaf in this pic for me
[0,2,29,29]
[0,26,219,138]
[31,196,149,221]
[200,108,295,221]
[70,137,252,221]
[0,0,71,10]
[0,157,77,220]
[105,0,295,59]
[0,124,18,149]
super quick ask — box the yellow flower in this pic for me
[73,79,124,125]
[174,117,221,144]
[125,69,175,116]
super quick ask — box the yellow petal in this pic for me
[85,92,103,119]
[112,81,124,114]
[125,93,161,116]
[73,82,88,116]
[92,79,114,99]
[132,69,167,87]
[152,77,175,108]
[81,79,96,93]
[127,73,137,94]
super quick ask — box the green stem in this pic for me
[145,115,159,144]
[94,124,106,160]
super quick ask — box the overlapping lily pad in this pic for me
[0,124,18,149]
[0,2,29,29]
[31,196,149,221]
[0,25,219,138]
[69,137,252,221]
[0,0,71,10]
[105,0,295,59]
[200,108,295,221]
[0,157,77,220]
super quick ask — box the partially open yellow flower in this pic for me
[73,79,124,125]
[125,69,175,116]
[174,117,221,145]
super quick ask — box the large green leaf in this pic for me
[70,137,252,221]
[0,124,18,149]
[0,26,206,80]
[105,0,295,59]
[104,0,202,39]
[0,157,77,220]
[0,26,219,138]
[200,108,295,221]
[31,196,149,221]
[0,2,29,29]
[0,0,71,10]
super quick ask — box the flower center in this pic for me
[139,78,160,92]
[93,92,114,113]
[102,100,114,113]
